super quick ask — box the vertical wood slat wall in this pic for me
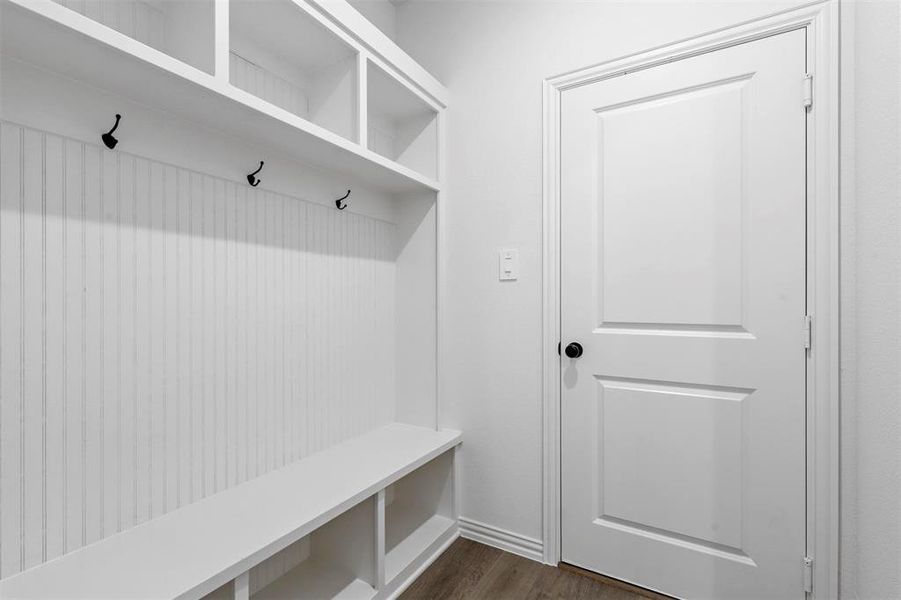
[53,0,166,52]
[229,51,310,121]
[0,121,397,579]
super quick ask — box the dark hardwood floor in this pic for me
[400,539,662,600]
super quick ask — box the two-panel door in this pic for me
[560,30,808,599]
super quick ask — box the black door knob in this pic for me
[564,342,583,358]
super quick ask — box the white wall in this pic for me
[847,1,901,597]
[395,1,901,597]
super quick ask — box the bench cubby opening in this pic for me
[229,0,358,142]
[252,496,378,600]
[384,450,455,584]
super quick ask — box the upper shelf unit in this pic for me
[0,0,446,194]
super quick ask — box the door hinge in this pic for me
[803,556,813,593]
[803,73,813,110]
[803,314,812,350]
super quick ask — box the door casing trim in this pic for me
[541,3,840,597]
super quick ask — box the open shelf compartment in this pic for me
[384,449,455,584]
[252,496,378,600]
[230,0,358,142]
[367,60,439,181]
[51,0,215,74]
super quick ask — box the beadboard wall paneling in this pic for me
[0,122,397,579]
[49,0,215,75]
[369,113,398,162]
[229,51,310,119]
[54,0,166,51]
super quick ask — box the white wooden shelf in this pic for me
[0,424,461,600]
[0,0,444,194]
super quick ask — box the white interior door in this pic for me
[560,30,808,600]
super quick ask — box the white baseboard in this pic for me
[459,517,544,562]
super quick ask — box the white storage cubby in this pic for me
[385,450,455,584]
[253,497,378,600]
[230,0,358,142]
[367,60,439,181]
[51,0,215,74]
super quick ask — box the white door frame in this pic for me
[541,2,840,597]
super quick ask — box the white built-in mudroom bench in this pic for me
[0,425,460,599]
[0,0,457,598]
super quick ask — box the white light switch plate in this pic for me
[499,249,519,281]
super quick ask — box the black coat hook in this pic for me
[335,189,350,210]
[246,161,264,187]
[101,114,121,150]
